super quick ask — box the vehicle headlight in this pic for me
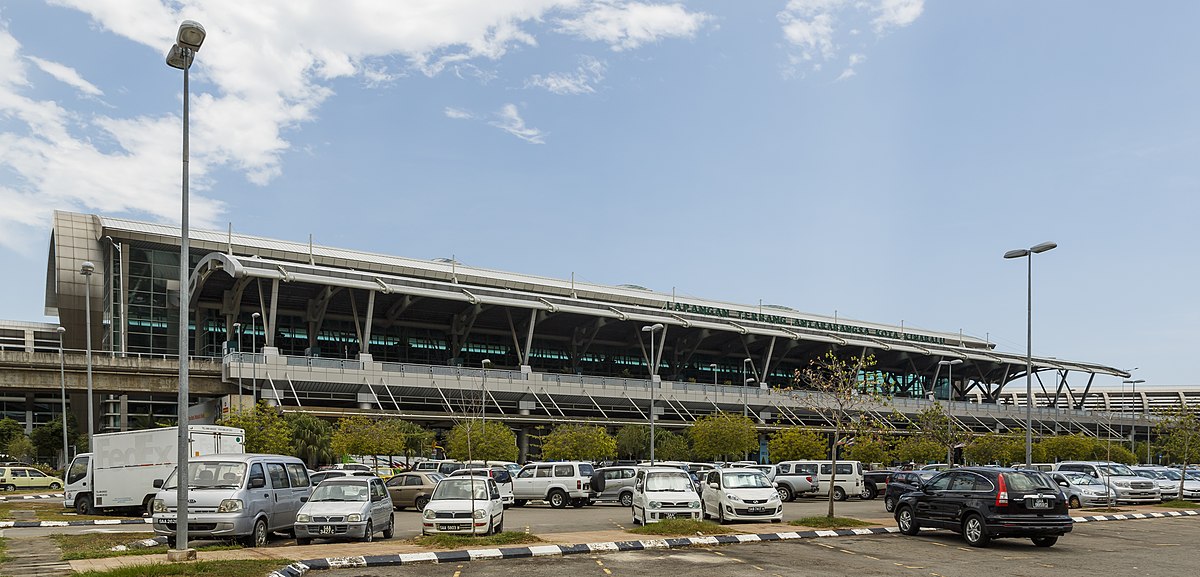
[217,499,243,513]
[473,509,486,520]
[423,509,435,520]
[648,501,661,509]
[1113,481,1131,488]
[296,514,311,523]
[689,501,700,509]
[727,494,743,502]
[152,499,167,513]
[347,513,362,522]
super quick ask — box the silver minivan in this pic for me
[151,453,312,547]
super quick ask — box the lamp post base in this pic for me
[166,548,197,562]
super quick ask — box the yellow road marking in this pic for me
[752,566,764,571]
[816,543,836,549]
[929,542,947,547]
[839,549,856,555]
[863,555,879,560]
[711,551,727,557]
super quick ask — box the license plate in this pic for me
[748,506,764,513]
[1027,498,1051,509]
[319,525,333,535]
[439,524,462,531]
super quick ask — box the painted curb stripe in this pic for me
[0,518,151,528]
[263,509,1200,576]
[0,493,60,502]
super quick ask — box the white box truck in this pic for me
[63,425,245,515]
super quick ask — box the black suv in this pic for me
[883,469,939,512]
[894,467,1072,547]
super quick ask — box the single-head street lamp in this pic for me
[744,378,756,417]
[939,359,963,465]
[233,322,242,412]
[57,326,68,468]
[1004,241,1057,467]
[79,261,95,449]
[251,312,260,403]
[709,363,717,386]
[481,359,493,432]
[166,18,206,556]
[1124,378,1146,461]
[642,323,664,464]
[103,236,123,357]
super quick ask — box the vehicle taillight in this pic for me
[996,474,1008,508]
[806,476,813,484]
[885,475,892,485]
[577,480,582,490]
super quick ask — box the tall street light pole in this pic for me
[80,261,95,449]
[742,358,752,417]
[166,18,206,556]
[57,326,68,467]
[481,359,493,438]
[103,236,123,357]
[939,359,963,465]
[642,324,663,464]
[1124,378,1145,460]
[233,322,242,412]
[1004,241,1057,467]
[710,363,717,387]
[252,312,260,403]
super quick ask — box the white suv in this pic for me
[1053,461,1160,504]
[512,462,594,508]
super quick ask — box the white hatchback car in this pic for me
[421,476,505,536]
[630,467,702,525]
[701,468,783,524]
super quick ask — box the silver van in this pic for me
[592,466,638,506]
[151,453,312,547]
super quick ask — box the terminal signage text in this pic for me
[665,302,946,345]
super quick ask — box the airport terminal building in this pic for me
[2,210,1171,456]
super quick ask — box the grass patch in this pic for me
[0,536,9,564]
[49,533,242,561]
[0,501,129,522]
[1155,499,1197,508]
[74,560,283,577]
[626,519,735,536]
[411,531,542,549]
[789,516,874,529]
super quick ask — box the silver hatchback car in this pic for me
[294,476,394,544]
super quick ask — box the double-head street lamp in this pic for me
[1004,241,1057,467]
[642,323,664,464]
[79,261,95,449]
[938,358,963,465]
[166,18,206,554]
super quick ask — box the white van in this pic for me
[631,466,702,524]
[777,460,864,501]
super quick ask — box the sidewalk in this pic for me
[65,505,1186,574]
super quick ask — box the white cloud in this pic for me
[26,56,103,96]
[0,1,709,251]
[556,1,712,51]
[444,107,475,120]
[834,68,855,82]
[777,0,923,79]
[526,56,607,95]
[488,104,545,144]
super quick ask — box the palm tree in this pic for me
[287,413,333,468]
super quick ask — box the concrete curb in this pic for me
[266,508,1200,577]
[0,518,151,528]
[0,493,60,503]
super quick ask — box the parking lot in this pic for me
[344,515,1200,577]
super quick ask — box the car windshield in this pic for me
[1002,471,1055,492]
[1099,464,1135,476]
[163,462,246,490]
[1065,473,1101,486]
[1158,469,1181,480]
[432,478,490,500]
[646,472,693,492]
[723,471,770,489]
[310,482,369,502]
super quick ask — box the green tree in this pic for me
[330,415,376,460]
[655,430,691,461]
[286,413,333,469]
[689,413,758,462]
[380,419,434,463]
[767,427,827,462]
[845,438,891,466]
[0,418,23,448]
[540,424,616,461]
[446,420,518,462]
[30,414,83,467]
[5,435,36,464]
[908,404,960,465]
[792,351,885,518]
[894,436,944,465]
[1156,406,1200,498]
[964,433,1023,466]
[615,425,649,460]
[217,401,291,455]
[1037,434,1097,462]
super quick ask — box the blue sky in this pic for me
[0,1,1195,388]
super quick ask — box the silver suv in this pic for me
[592,466,638,507]
[1052,461,1160,504]
[512,462,594,508]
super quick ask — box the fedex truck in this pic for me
[63,425,245,515]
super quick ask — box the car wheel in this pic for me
[1031,536,1058,548]
[962,514,990,548]
[75,494,94,515]
[296,537,311,546]
[777,485,793,503]
[166,536,176,548]
[571,498,586,508]
[2,484,13,492]
[245,518,269,548]
[513,499,526,507]
[619,492,633,507]
[884,496,896,513]
[495,516,504,533]
[415,496,430,510]
[833,487,848,501]
[363,520,374,542]
[394,505,406,511]
[860,486,876,500]
[718,505,728,525]
[1068,496,1081,509]
[49,482,62,490]
[548,490,568,509]
[896,506,920,536]
[383,514,394,539]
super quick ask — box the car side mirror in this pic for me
[1058,480,1069,488]
[250,477,266,489]
[708,482,719,489]
[152,479,163,489]
[491,492,500,500]
[772,481,779,488]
